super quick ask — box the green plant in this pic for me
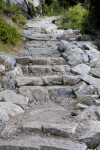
[60,3,88,30]
[12,12,26,26]
[3,3,22,15]
[0,18,21,45]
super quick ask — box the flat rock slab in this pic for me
[22,121,78,138]
[16,76,43,87]
[63,75,81,86]
[0,90,29,106]
[0,135,87,150]
[0,102,24,122]
[29,65,53,76]
[43,122,78,137]
[16,56,32,66]
[79,121,100,149]
[81,75,100,88]
[42,75,63,85]
[72,64,90,75]
[90,68,100,78]
[77,94,97,106]
[19,86,73,102]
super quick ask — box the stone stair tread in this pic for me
[0,135,87,150]
[22,121,78,138]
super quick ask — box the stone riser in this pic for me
[19,86,73,102]
[0,135,87,150]
[16,57,67,66]
[28,65,71,76]
[16,75,80,87]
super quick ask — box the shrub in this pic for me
[0,18,21,45]
[12,12,26,26]
[3,4,22,15]
[45,0,62,16]
[60,4,88,30]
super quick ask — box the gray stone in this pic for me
[0,135,87,150]
[19,86,48,102]
[5,66,23,78]
[73,82,94,96]
[47,86,73,102]
[1,124,17,138]
[76,103,89,109]
[22,122,43,133]
[43,123,78,137]
[29,65,53,76]
[67,55,83,66]
[16,76,43,87]
[0,107,9,123]
[16,56,32,66]
[81,75,100,88]
[0,90,29,106]
[90,68,100,78]
[77,94,97,106]
[32,58,48,65]
[1,76,15,90]
[51,57,66,65]
[79,106,98,120]
[72,64,90,75]
[0,65,5,73]
[79,121,100,149]
[63,75,81,86]
[58,40,71,53]
[0,102,24,117]
[42,75,63,85]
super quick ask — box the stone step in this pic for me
[29,65,71,76]
[16,57,66,66]
[19,86,73,102]
[16,75,80,87]
[25,48,60,57]
[0,135,87,150]
[16,75,63,87]
[31,57,66,66]
[22,121,78,138]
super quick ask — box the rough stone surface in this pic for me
[90,68,100,78]
[63,75,81,85]
[81,75,100,88]
[16,76,43,87]
[58,40,71,53]
[0,90,29,106]
[79,121,100,149]
[77,94,98,106]
[72,64,91,75]
[0,16,100,150]
[0,102,24,117]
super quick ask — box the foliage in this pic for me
[59,4,88,30]
[3,4,22,15]
[12,12,26,26]
[45,0,62,16]
[0,18,21,45]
